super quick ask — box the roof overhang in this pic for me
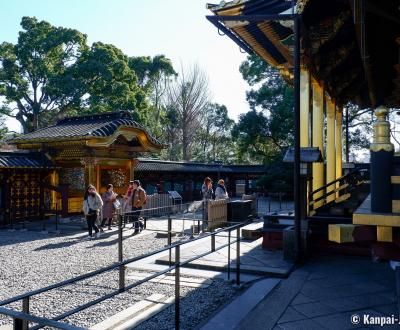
[10,125,167,152]
[207,0,400,108]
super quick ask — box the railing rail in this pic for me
[309,169,368,212]
[0,201,250,330]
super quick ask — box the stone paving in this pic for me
[156,233,293,277]
[235,255,399,330]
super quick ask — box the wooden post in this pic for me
[312,78,325,208]
[300,67,310,148]
[96,165,100,191]
[335,109,343,196]
[326,96,336,203]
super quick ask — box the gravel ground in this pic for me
[135,279,237,330]
[0,227,237,329]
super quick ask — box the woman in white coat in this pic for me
[215,179,229,200]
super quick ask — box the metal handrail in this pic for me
[0,201,249,330]
[0,307,86,330]
[309,169,361,197]
[308,169,369,214]
[0,221,242,307]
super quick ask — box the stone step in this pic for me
[200,278,280,330]
[241,223,263,240]
[90,293,174,330]
[126,270,212,288]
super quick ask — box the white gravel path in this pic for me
[0,227,237,329]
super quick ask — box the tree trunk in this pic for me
[182,126,189,161]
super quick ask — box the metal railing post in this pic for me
[22,297,29,330]
[13,317,23,330]
[236,228,240,286]
[227,230,231,281]
[55,202,59,232]
[118,214,125,292]
[168,212,172,266]
[211,234,215,252]
[175,245,180,330]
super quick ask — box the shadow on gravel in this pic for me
[90,238,118,248]
[34,237,85,250]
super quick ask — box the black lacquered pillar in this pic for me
[370,107,394,213]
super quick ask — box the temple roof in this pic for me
[8,111,166,152]
[0,151,54,169]
[135,158,267,174]
[207,0,400,108]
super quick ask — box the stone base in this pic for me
[283,226,308,261]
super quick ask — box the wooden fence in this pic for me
[208,199,227,230]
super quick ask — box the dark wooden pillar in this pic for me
[39,172,45,220]
[245,175,250,195]
[58,184,69,218]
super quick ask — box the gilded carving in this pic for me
[370,106,394,152]
[296,0,310,14]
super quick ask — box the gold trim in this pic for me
[391,176,400,184]
[297,0,310,14]
[377,226,393,242]
[335,193,351,203]
[370,106,394,152]
[353,213,400,227]
[85,126,164,152]
[328,224,356,243]
[393,200,400,213]
[216,4,244,16]
[234,26,280,67]
[257,22,293,65]
[13,126,165,152]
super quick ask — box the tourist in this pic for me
[131,180,147,234]
[123,181,134,213]
[201,177,213,200]
[122,181,134,227]
[201,177,213,231]
[101,184,117,230]
[82,185,103,239]
[215,179,229,200]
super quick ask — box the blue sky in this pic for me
[0,0,250,132]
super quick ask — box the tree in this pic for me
[196,103,234,162]
[166,64,210,161]
[0,17,87,132]
[233,55,294,164]
[161,105,181,161]
[0,116,8,143]
[0,17,147,133]
[128,55,177,136]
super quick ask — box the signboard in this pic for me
[168,191,182,200]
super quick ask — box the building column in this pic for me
[312,78,325,207]
[88,164,95,186]
[95,165,100,191]
[335,108,343,196]
[370,106,393,213]
[326,96,336,203]
[300,68,310,147]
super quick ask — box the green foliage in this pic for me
[233,55,294,164]
[0,17,157,132]
[0,17,88,132]
[344,102,372,154]
[128,55,177,137]
[257,160,293,194]
[0,116,8,143]
[194,103,235,162]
